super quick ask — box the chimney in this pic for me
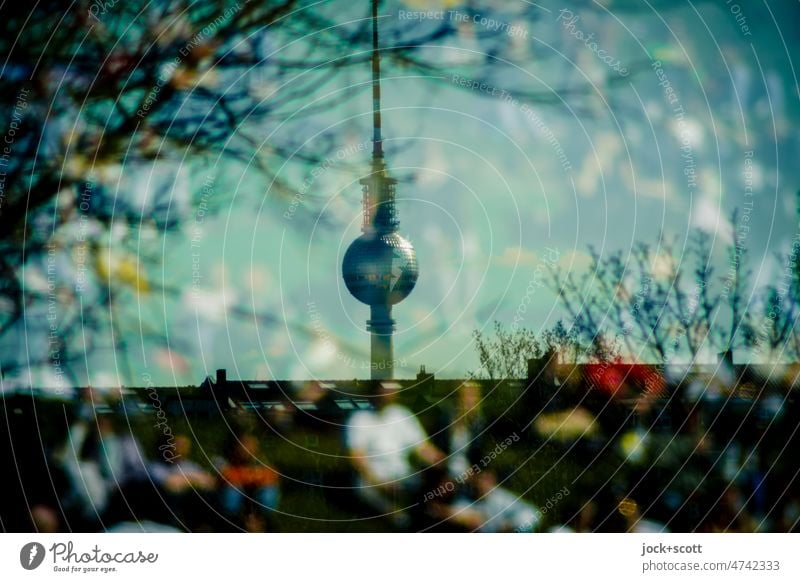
[527,357,541,384]
[417,365,434,383]
[216,369,227,385]
[718,350,735,367]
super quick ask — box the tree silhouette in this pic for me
[545,212,785,366]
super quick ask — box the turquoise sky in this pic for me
[10,0,800,388]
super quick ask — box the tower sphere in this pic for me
[342,232,418,307]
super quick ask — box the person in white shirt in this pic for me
[346,382,444,521]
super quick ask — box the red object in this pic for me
[222,465,279,488]
[584,363,665,398]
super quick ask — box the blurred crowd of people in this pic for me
[341,365,800,533]
[3,366,798,533]
[18,389,281,533]
[9,381,543,533]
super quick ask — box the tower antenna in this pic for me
[371,0,383,159]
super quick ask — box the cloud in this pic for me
[691,196,733,244]
[494,246,539,268]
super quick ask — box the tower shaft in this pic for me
[367,0,393,381]
[368,304,395,380]
[360,159,398,234]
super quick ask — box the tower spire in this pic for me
[371,0,383,160]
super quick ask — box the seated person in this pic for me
[346,382,444,522]
[218,433,280,519]
[148,433,217,529]
[453,470,542,532]
[149,434,216,494]
[57,410,147,525]
[421,467,485,532]
[436,382,485,479]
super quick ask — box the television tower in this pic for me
[342,0,418,380]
